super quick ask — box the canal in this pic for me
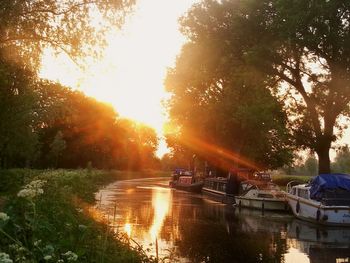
[95,178,350,263]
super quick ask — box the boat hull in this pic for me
[235,196,289,211]
[202,187,235,204]
[286,193,350,226]
[174,181,204,193]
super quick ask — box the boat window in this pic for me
[292,188,296,195]
[297,189,309,199]
[257,193,274,198]
[217,182,225,192]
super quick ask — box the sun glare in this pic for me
[39,0,199,157]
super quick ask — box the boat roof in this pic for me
[240,180,279,190]
[204,177,228,182]
[310,173,350,199]
[292,184,309,189]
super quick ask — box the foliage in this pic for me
[0,57,39,168]
[0,73,160,170]
[0,169,157,263]
[36,87,160,170]
[271,174,311,187]
[165,0,294,171]
[0,0,135,70]
[49,131,66,168]
[331,145,350,174]
[179,0,350,173]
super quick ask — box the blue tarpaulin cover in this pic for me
[310,173,350,200]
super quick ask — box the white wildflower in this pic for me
[17,180,47,200]
[0,212,10,222]
[62,251,78,262]
[34,240,42,246]
[44,255,52,261]
[0,252,13,263]
[56,260,64,263]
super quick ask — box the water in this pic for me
[95,178,350,263]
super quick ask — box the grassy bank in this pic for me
[0,169,167,263]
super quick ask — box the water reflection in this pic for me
[95,178,350,263]
[149,187,172,240]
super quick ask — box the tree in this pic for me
[0,0,134,70]
[332,145,350,173]
[117,119,159,170]
[165,4,293,171]
[0,55,39,168]
[180,0,350,173]
[49,131,66,168]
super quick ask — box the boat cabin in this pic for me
[203,177,227,193]
[289,184,311,200]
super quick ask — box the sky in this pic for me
[40,0,199,157]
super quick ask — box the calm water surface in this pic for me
[95,178,350,263]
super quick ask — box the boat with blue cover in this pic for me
[286,174,350,226]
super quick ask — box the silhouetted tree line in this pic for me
[0,57,160,170]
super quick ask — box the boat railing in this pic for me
[286,180,304,194]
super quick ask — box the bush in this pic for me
[0,169,155,263]
[272,174,311,187]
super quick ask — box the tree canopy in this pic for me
[0,0,134,70]
[0,0,163,170]
[165,3,293,171]
[172,0,350,173]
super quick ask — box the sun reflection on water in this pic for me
[149,187,172,241]
[124,223,132,237]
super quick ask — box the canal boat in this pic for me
[286,174,350,226]
[169,169,203,193]
[202,174,240,204]
[234,180,289,211]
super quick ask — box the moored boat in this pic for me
[169,169,203,193]
[234,180,288,211]
[202,173,241,204]
[286,174,350,226]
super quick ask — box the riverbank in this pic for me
[0,169,168,263]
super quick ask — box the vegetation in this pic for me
[276,145,350,176]
[0,61,160,170]
[0,0,134,70]
[0,169,165,263]
[165,0,294,172]
[0,0,161,170]
[166,0,350,174]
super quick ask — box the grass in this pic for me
[0,169,167,263]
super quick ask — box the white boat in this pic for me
[286,174,350,226]
[234,180,289,211]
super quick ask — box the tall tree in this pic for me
[181,0,350,173]
[0,55,39,168]
[165,3,293,171]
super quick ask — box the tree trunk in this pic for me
[316,147,331,174]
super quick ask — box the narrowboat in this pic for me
[169,169,203,193]
[202,173,240,204]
